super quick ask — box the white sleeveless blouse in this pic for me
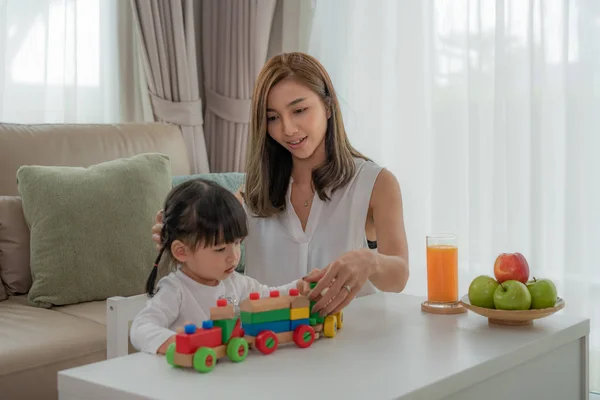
[244,158,383,298]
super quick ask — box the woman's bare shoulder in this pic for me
[370,168,401,208]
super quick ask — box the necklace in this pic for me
[293,180,313,207]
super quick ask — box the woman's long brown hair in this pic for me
[244,52,368,217]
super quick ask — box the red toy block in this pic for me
[270,290,280,298]
[175,333,195,354]
[249,292,260,300]
[289,288,299,296]
[231,318,244,338]
[176,327,222,354]
[216,298,228,307]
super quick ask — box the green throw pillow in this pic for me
[17,153,172,308]
[172,173,246,272]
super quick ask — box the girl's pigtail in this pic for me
[146,246,166,297]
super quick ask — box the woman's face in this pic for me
[266,78,329,161]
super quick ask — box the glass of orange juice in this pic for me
[422,234,466,314]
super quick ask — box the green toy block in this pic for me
[213,318,237,343]
[310,313,324,324]
[307,285,324,324]
[240,308,290,324]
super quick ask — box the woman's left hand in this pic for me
[304,248,379,316]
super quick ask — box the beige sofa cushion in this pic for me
[0,296,106,379]
[17,153,172,308]
[0,196,31,296]
[0,122,191,196]
[53,299,107,326]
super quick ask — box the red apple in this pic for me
[493,253,530,284]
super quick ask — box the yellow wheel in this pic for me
[333,311,344,329]
[323,315,337,338]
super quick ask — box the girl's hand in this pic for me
[157,334,175,355]
[296,279,311,296]
[152,209,164,250]
[296,268,321,296]
[304,249,379,316]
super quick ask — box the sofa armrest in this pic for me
[106,294,148,359]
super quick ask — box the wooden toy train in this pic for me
[165,284,343,373]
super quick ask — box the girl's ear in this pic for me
[170,240,189,263]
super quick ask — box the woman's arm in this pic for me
[368,168,410,293]
[306,169,409,315]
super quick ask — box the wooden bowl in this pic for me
[459,294,565,326]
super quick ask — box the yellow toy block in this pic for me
[290,307,309,320]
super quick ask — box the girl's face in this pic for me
[266,78,330,162]
[171,239,243,286]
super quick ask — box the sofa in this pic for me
[0,122,193,400]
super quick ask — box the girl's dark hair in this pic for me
[146,178,248,297]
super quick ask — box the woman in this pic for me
[152,52,409,317]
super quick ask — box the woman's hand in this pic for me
[304,249,379,316]
[152,209,164,250]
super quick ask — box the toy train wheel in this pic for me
[255,330,278,355]
[335,311,344,329]
[293,324,316,348]
[323,315,337,338]
[193,347,217,373]
[165,343,179,367]
[227,337,249,362]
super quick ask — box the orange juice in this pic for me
[426,244,458,303]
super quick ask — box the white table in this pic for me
[58,293,590,400]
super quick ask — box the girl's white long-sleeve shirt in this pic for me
[130,268,299,354]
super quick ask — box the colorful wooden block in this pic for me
[240,308,290,324]
[213,318,237,343]
[311,313,325,324]
[239,292,292,313]
[242,319,290,337]
[290,295,310,309]
[291,318,310,331]
[176,326,222,354]
[210,302,234,320]
[290,307,309,320]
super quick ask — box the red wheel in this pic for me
[255,330,278,355]
[293,324,315,348]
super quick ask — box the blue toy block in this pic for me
[202,320,213,329]
[242,319,290,336]
[290,318,310,331]
[184,324,197,334]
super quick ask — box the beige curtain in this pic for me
[202,0,277,172]
[131,0,210,174]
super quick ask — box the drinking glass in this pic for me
[422,233,465,314]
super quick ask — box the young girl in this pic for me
[130,178,310,355]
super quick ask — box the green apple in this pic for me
[468,275,500,308]
[526,278,557,309]
[493,280,532,310]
